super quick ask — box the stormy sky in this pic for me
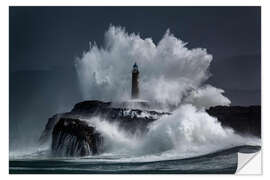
[9,7,261,150]
[10,7,260,71]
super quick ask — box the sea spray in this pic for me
[85,104,260,161]
[141,104,259,157]
[90,117,142,155]
[73,25,259,161]
[75,25,230,107]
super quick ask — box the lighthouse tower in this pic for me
[131,63,139,99]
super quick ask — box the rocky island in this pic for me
[39,63,261,157]
[39,100,260,157]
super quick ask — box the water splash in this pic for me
[83,104,260,161]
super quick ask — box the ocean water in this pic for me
[9,105,261,174]
[9,145,260,174]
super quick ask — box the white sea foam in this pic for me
[83,104,260,162]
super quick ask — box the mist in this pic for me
[9,69,82,155]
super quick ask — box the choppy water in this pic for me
[9,105,261,174]
[9,145,260,174]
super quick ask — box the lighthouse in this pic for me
[131,62,139,99]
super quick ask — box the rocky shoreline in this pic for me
[39,100,261,157]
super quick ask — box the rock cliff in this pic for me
[39,100,261,157]
[207,105,261,137]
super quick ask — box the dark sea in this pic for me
[9,145,260,174]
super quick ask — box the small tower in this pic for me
[131,62,139,99]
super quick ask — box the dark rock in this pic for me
[39,114,62,144]
[70,100,170,134]
[40,100,261,157]
[207,106,261,137]
[71,100,111,113]
[51,118,103,156]
[40,100,170,156]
